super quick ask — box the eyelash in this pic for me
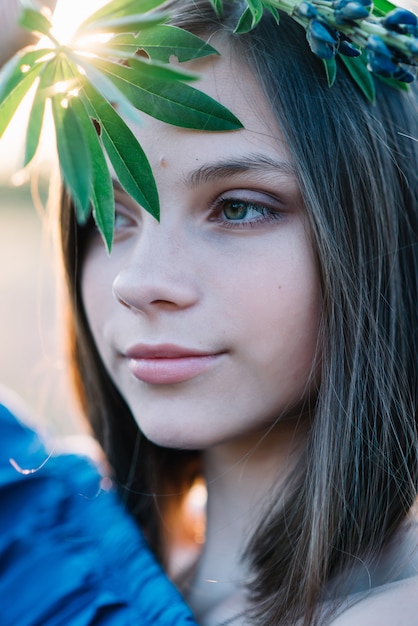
[209,196,284,229]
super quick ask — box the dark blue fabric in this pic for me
[0,402,197,625]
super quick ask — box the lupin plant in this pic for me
[209,0,418,99]
[0,0,243,249]
[0,0,417,249]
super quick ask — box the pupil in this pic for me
[224,201,248,220]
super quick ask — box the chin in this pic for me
[133,417,202,450]
[132,413,230,451]
[143,431,207,451]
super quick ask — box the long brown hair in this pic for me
[60,2,418,624]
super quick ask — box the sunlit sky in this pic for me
[0,0,417,184]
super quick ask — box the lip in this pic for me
[125,343,225,385]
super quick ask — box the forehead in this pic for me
[126,42,291,180]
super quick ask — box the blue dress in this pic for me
[0,401,197,625]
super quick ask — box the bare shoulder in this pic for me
[330,576,418,625]
[330,507,418,625]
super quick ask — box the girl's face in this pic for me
[81,47,322,450]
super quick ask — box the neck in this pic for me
[185,419,307,625]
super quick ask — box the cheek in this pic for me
[80,251,117,353]
[225,238,320,329]
[230,240,321,383]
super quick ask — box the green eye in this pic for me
[208,192,286,230]
[223,201,250,221]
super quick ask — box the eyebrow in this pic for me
[184,153,296,189]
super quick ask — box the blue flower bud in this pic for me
[334,0,372,8]
[367,50,398,77]
[382,8,418,36]
[306,20,339,59]
[368,50,416,81]
[367,56,397,78]
[307,39,336,58]
[407,38,418,56]
[296,2,318,20]
[335,1,370,21]
[392,65,415,82]
[309,20,338,44]
[383,8,417,27]
[306,19,339,59]
[367,35,393,58]
[338,39,361,57]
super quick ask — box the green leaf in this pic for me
[130,25,219,63]
[60,55,117,248]
[376,75,410,92]
[265,6,280,24]
[79,81,159,220]
[90,57,243,130]
[323,57,337,87]
[235,0,264,32]
[209,0,224,16]
[24,60,58,165]
[126,56,199,82]
[0,48,52,102]
[75,35,140,60]
[339,53,376,103]
[18,7,53,39]
[75,0,167,36]
[246,0,265,20]
[235,7,258,33]
[372,0,396,17]
[69,95,115,250]
[74,55,143,127]
[77,0,166,31]
[51,91,92,220]
[89,182,114,252]
[0,63,43,140]
[76,12,166,36]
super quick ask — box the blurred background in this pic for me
[0,0,417,437]
[0,179,85,435]
[0,0,104,437]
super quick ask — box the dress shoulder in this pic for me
[0,400,197,626]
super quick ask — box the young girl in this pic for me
[59,1,418,624]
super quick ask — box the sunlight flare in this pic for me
[50,0,109,45]
[0,0,108,182]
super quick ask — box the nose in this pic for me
[112,221,200,314]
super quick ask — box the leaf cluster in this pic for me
[209,0,418,103]
[0,0,242,250]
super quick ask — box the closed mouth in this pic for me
[125,344,225,385]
